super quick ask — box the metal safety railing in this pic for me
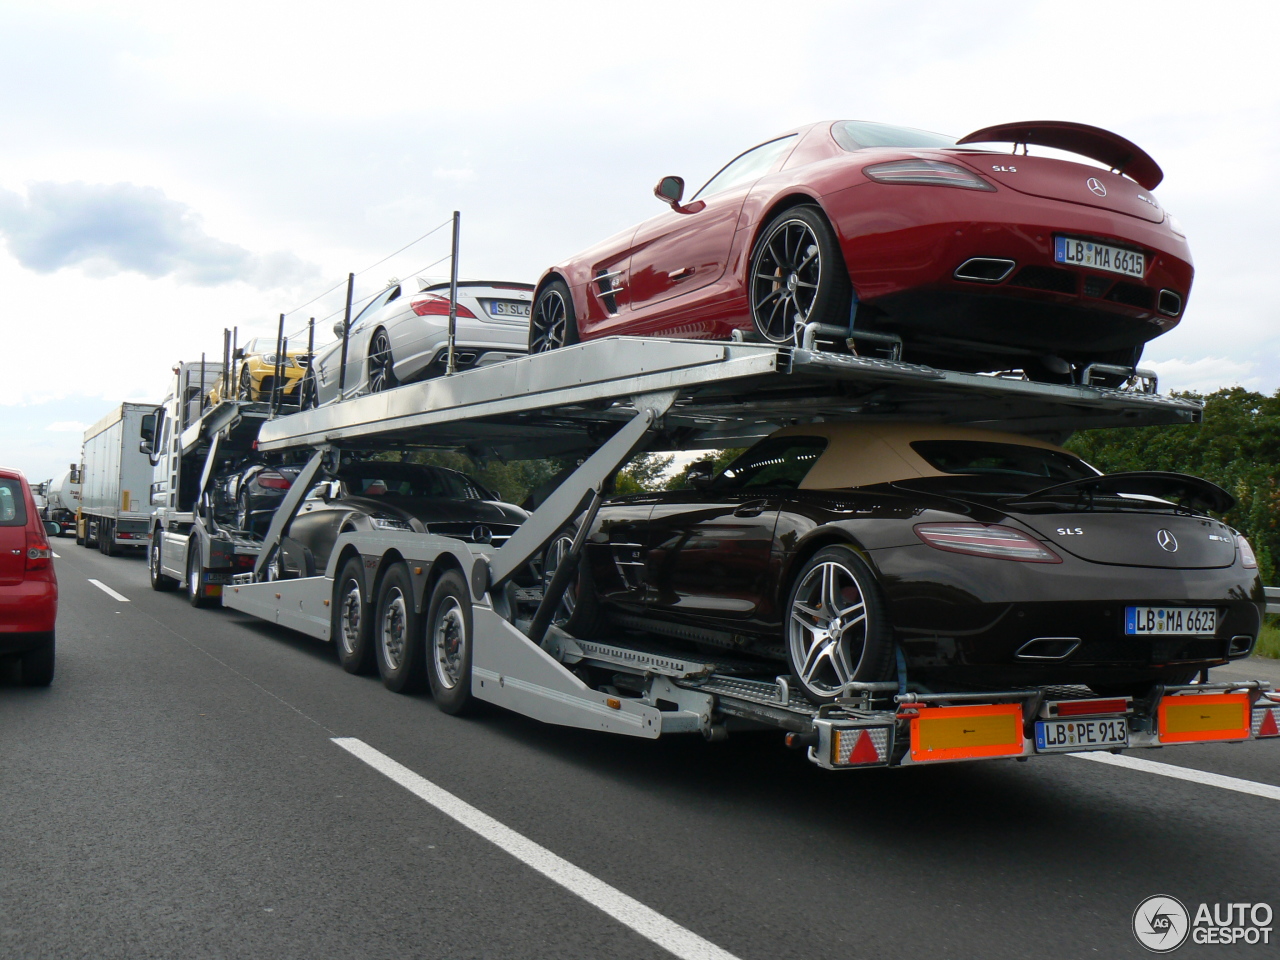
[1266,586,1280,616]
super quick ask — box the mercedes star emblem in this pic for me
[1156,529,1178,552]
[1087,177,1107,197]
[471,525,493,544]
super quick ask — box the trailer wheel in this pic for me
[149,531,178,591]
[426,569,473,715]
[19,632,55,687]
[333,556,375,675]
[784,545,894,703]
[529,279,579,353]
[749,205,851,345]
[375,563,427,694]
[187,541,216,608]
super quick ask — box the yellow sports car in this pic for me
[208,338,309,405]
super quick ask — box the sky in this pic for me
[1,0,1277,483]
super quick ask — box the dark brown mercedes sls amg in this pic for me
[551,423,1264,702]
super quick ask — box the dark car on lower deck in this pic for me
[556,423,1263,702]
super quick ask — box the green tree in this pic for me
[1065,387,1280,584]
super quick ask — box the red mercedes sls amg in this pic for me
[528,120,1191,381]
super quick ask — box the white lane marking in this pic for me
[87,579,130,602]
[1072,751,1280,801]
[333,737,741,960]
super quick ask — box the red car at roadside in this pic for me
[529,120,1191,383]
[0,467,58,686]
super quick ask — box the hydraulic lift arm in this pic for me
[251,448,330,580]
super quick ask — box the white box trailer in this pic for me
[79,403,157,554]
[212,337,1278,769]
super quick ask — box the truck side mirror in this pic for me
[140,413,156,443]
[686,460,716,489]
[69,464,80,484]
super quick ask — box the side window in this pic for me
[693,135,798,201]
[0,479,27,525]
[352,286,400,329]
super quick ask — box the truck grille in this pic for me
[425,522,520,547]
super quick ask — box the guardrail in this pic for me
[1267,586,1280,616]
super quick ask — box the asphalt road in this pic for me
[3,544,1278,960]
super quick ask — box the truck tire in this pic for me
[101,520,118,557]
[84,519,98,549]
[375,563,427,694]
[187,541,216,608]
[333,556,375,675]
[149,531,178,591]
[426,569,474,715]
[19,633,55,687]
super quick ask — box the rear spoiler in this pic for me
[1007,471,1235,514]
[956,121,1163,190]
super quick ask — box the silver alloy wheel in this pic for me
[338,580,363,657]
[368,330,394,392]
[188,547,201,599]
[751,218,823,344]
[150,535,162,581]
[786,559,869,698]
[529,289,569,352]
[431,596,467,690]
[543,534,577,624]
[379,586,408,672]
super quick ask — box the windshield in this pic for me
[339,462,488,500]
[694,135,798,200]
[832,121,956,151]
[711,436,828,491]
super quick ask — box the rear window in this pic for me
[712,436,828,491]
[910,440,1098,481]
[832,121,956,151]
[0,479,27,526]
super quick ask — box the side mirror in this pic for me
[653,176,706,215]
[686,460,716,489]
[233,347,245,360]
[69,464,80,484]
[140,413,156,443]
[333,320,347,340]
[44,521,60,537]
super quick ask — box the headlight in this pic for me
[369,517,413,531]
[260,354,279,365]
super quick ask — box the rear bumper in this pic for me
[0,579,58,638]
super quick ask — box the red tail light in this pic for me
[25,530,53,571]
[914,523,1062,563]
[1238,535,1258,569]
[257,471,292,490]
[863,159,996,191]
[411,296,477,319]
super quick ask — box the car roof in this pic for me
[0,467,27,481]
[763,422,1074,490]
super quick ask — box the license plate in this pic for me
[1125,606,1216,636]
[1035,717,1128,752]
[486,299,531,319]
[1055,236,1145,278]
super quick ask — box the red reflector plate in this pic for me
[910,703,1023,762]
[1158,693,1250,743]
[1252,706,1280,739]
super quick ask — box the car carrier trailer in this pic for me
[216,337,1278,769]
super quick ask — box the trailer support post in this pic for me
[446,210,461,375]
[252,448,330,581]
[338,273,354,395]
[272,314,285,418]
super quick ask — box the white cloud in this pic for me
[45,421,87,432]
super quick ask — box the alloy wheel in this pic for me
[751,218,823,343]
[432,596,468,690]
[338,581,363,657]
[529,289,569,353]
[379,586,408,672]
[543,534,577,624]
[786,559,869,698]
[368,331,395,392]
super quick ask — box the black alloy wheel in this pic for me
[187,541,215,608]
[367,329,398,393]
[238,366,254,401]
[426,569,474,714]
[784,545,894,702]
[528,280,578,354]
[376,563,427,693]
[333,556,375,674]
[749,205,851,345]
[299,367,318,409]
[149,531,178,591]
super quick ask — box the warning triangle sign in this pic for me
[1259,708,1279,738]
[849,729,882,764]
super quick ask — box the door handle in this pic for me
[668,267,695,282]
[733,500,769,518]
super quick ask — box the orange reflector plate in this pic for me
[910,703,1023,762]
[1158,693,1250,743]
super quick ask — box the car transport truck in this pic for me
[169,334,1280,771]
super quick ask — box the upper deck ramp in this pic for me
[253,338,1200,456]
